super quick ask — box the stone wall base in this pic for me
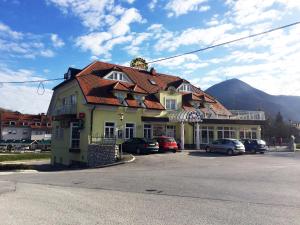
[87,144,117,167]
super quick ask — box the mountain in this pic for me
[206,78,300,121]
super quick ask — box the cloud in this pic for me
[166,0,209,17]
[0,21,57,59]
[50,33,65,48]
[148,0,158,11]
[0,65,52,114]
[47,0,114,30]
[75,7,144,57]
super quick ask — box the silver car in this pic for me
[205,139,245,155]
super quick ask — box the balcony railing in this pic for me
[229,110,265,121]
[53,104,77,116]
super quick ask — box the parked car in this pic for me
[155,136,178,153]
[205,139,245,155]
[122,138,159,154]
[242,139,267,154]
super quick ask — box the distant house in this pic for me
[292,122,300,130]
[47,61,265,166]
[0,112,52,141]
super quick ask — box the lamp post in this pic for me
[118,113,124,159]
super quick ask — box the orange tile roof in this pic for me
[56,60,231,114]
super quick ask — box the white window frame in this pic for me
[70,122,80,149]
[125,123,136,140]
[143,124,152,139]
[217,127,236,139]
[104,71,132,83]
[70,94,77,105]
[104,122,115,139]
[178,83,193,92]
[165,98,177,110]
[9,121,16,126]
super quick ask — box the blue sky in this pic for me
[0,0,300,113]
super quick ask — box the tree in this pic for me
[130,58,148,70]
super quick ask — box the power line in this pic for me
[0,78,63,84]
[147,21,300,64]
[0,20,299,84]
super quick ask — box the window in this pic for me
[149,79,156,85]
[144,124,152,139]
[106,71,131,82]
[218,127,236,139]
[35,122,41,126]
[240,128,257,139]
[70,122,80,149]
[195,126,214,144]
[22,122,28,126]
[125,123,135,139]
[47,123,51,127]
[62,97,67,106]
[178,83,192,92]
[166,99,176,110]
[70,95,76,105]
[104,122,115,139]
[9,121,16,126]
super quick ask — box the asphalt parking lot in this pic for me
[0,151,300,225]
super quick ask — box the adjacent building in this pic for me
[48,61,265,166]
[0,112,52,141]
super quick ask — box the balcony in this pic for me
[53,104,77,116]
[229,110,265,121]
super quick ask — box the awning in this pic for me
[168,109,203,123]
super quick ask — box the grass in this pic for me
[0,152,51,162]
[297,144,300,149]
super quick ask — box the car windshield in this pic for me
[232,140,242,145]
[257,140,266,145]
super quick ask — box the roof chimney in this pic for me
[150,67,157,76]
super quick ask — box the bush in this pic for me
[296,144,300,149]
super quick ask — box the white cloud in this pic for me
[0,22,22,39]
[148,0,158,11]
[0,22,57,59]
[48,0,114,30]
[109,8,144,37]
[50,33,65,48]
[0,65,52,114]
[166,0,208,17]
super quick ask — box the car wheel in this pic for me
[172,149,176,153]
[251,149,256,154]
[205,146,210,153]
[260,151,265,154]
[227,149,233,156]
[136,148,141,155]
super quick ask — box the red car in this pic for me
[155,136,178,153]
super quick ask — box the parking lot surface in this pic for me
[0,151,300,225]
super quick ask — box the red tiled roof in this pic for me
[0,112,52,128]
[66,61,231,114]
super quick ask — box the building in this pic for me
[48,61,265,166]
[0,112,52,141]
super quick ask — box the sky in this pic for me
[0,0,300,114]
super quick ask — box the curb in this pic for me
[93,154,136,168]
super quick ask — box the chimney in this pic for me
[150,67,157,76]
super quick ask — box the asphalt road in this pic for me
[1,151,300,225]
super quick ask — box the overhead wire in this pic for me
[0,20,299,95]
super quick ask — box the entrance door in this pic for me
[166,125,176,137]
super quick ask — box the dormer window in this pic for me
[105,71,131,83]
[134,94,146,108]
[178,83,193,92]
[114,92,128,106]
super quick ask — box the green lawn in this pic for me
[0,152,51,162]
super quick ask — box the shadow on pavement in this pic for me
[188,150,229,158]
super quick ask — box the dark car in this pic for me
[205,139,245,155]
[155,136,178,153]
[242,139,267,154]
[122,138,159,154]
